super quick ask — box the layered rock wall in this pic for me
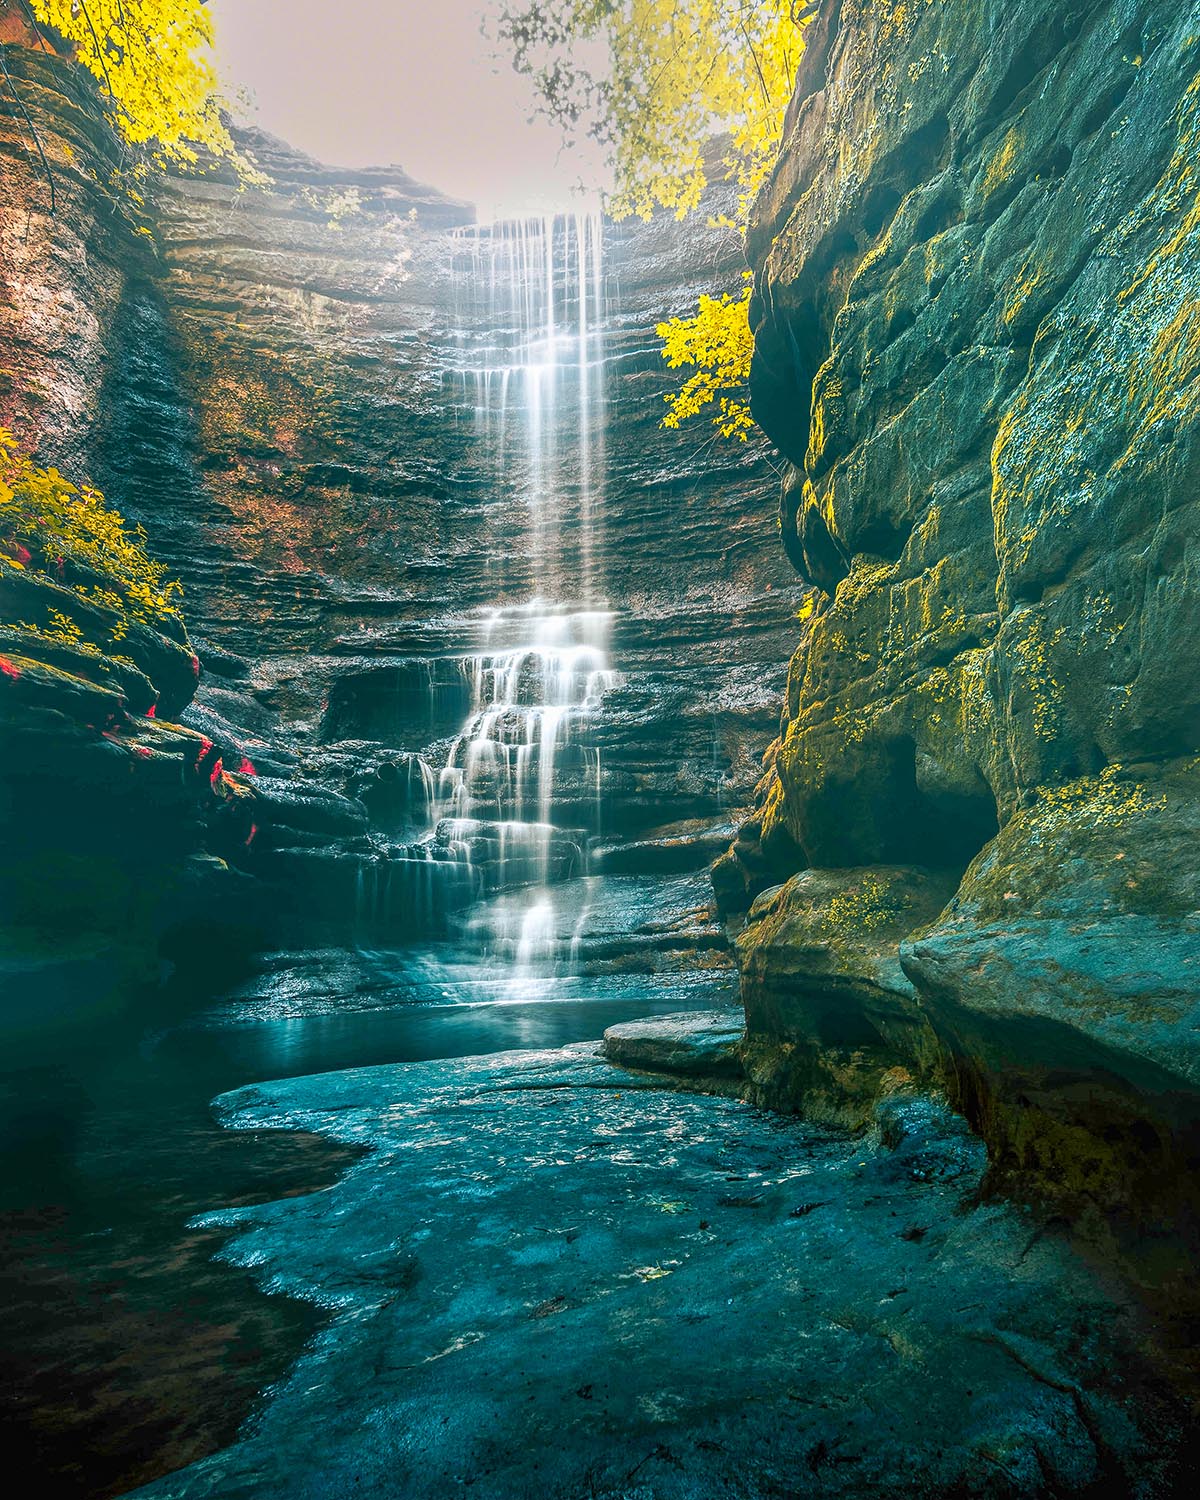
[135,148,802,825]
[0,44,249,975]
[737,0,1200,1248]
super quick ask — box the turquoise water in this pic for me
[0,940,735,1498]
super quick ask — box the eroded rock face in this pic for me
[0,46,147,468]
[737,866,957,1123]
[0,628,249,973]
[740,0,1200,1237]
[125,138,802,842]
[903,763,1200,1237]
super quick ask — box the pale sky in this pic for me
[208,0,609,219]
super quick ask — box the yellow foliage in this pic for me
[496,2,816,441]
[607,0,810,227]
[0,430,182,647]
[496,1,812,226]
[656,278,755,438]
[26,1,261,180]
[301,185,364,230]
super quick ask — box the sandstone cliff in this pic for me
[735,0,1200,1256]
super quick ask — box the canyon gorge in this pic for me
[2,1,1200,1496]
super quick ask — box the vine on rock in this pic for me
[2,0,261,210]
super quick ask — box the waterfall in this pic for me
[447,210,608,601]
[405,207,619,980]
[434,605,617,829]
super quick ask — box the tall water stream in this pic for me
[362,211,635,985]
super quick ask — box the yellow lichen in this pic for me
[1004,261,1044,325]
[826,874,905,933]
[983,129,1022,198]
[1010,612,1066,743]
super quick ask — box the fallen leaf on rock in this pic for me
[626,1263,677,1281]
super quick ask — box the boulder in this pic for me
[602,1010,744,1077]
[736,865,958,1122]
[903,759,1200,1234]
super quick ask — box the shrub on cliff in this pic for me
[657,276,757,440]
[0,430,182,652]
[8,2,262,197]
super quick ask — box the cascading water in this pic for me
[432,601,618,982]
[433,604,617,863]
[448,210,607,600]
[375,207,618,986]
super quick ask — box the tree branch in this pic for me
[76,0,115,99]
[0,39,56,215]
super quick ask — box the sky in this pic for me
[208,0,609,220]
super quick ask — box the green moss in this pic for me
[825,873,906,933]
[963,766,1183,922]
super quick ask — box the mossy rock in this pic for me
[736,864,958,1121]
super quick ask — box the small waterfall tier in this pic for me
[418,602,619,898]
[360,603,621,971]
[435,603,618,830]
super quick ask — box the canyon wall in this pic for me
[1,41,245,987]
[1,38,802,969]
[736,0,1200,1252]
[10,2,1199,1261]
[133,139,801,845]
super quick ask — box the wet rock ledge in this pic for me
[129,1028,1185,1500]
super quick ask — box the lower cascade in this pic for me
[433,604,617,843]
[425,602,620,979]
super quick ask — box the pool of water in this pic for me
[0,939,736,1499]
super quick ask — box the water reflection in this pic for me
[161,948,736,1084]
[0,939,736,1495]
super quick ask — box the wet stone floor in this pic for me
[127,1043,1181,1500]
[0,944,734,1499]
